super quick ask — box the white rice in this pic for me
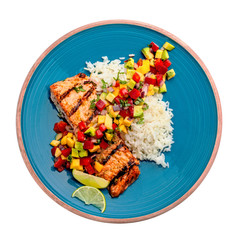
[85,58,174,167]
[84,56,126,91]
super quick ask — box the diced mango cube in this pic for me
[120,84,127,89]
[67,132,73,138]
[114,118,119,124]
[108,105,119,118]
[89,145,100,153]
[147,84,155,96]
[105,114,113,129]
[119,125,128,134]
[98,115,106,125]
[94,162,104,172]
[136,59,150,75]
[61,136,67,145]
[123,117,133,127]
[66,137,75,148]
[118,117,124,126]
[61,155,67,160]
[105,132,113,141]
[106,92,116,103]
[50,140,60,147]
[70,159,83,171]
[54,148,62,157]
[55,133,63,141]
[112,87,120,97]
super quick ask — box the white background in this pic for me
[1,0,239,239]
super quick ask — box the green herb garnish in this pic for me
[113,71,125,81]
[74,85,86,93]
[90,99,96,109]
[67,155,72,162]
[137,118,144,124]
[134,97,144,105]
[138,82,144,89]
[143,103,149,111]
[119,80,127,84]
[101,79,107,89]
[119,99,131,107]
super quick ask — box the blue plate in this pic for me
[17,21,221,223]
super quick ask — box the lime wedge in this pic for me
[72,186,106,213]
[72,169,110,189]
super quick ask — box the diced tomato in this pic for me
[112,123,118,130]
[99,124,107,132]
[137,58,143,66]
[65,161,70,169]
[78,121,86,131]
[155,59,168,74]
[85,164,95,175]
[96,129,104,139]
[83,140,94,150]
[144,77,156,85]
[62,130,68,136]
[80,157,92,166]
[61,148,72,157]
[57,166,65,172]
[163,59,171,68]
[100,139,109,149]
[156,74,163,86]
[119,109,130,118]
[150,66,157,74]
[58,121,67,132]
[77,131,85,142]
[51,147,57,156]
[114,96,123,104]
[95,99,106,111]
[129,106,134,118]
[119,88,128,98]
[54,157,65,168]
[132,72,140,83]
[150,42,159,52]
[53,123,60,133]
[129,88,141,100]
[114,80,120,87]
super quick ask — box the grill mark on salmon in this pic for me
[59,83,79,101]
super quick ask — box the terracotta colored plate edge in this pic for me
[16,19,222,223]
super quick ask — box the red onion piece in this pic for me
[141,91,145,98]
[134,63,138,69]
[107,87,114,92]
[66,125,74,133]
[160,80,165,87]
[135,82,140,89]
[142,84,149,96]
[100,109,107,115]
[113,105,122,111]
[59,145,66,151]
[145,72,151,78]
[112,80,116,86]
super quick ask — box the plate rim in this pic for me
[16,19,222,223]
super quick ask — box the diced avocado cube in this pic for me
[166,69,176,80]
[127,79,136,89]
[124,58,134,69]
[79,150,88,157]
[71,148,79,158]
[163,42,175,51]
[159,83,167,93]
[126,69,135,79]
[106,92,116,102]
[153,86,159,93]
[155,49,163,59]
[75,141,83,151]
[161,50,169,61]
[84,127,96,137]
[142,47,154,59]
[134,106,143,118]
[99,92,107,100]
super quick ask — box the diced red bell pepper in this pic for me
[57,166,65,172]
[65,161,70,169]
[112,123,118,130]
[156,74,163,86]
[99,124,107,132]
[54,157,65,168]
[95,99,106,111]
[114,96,123,104]
[62,130,68,136]
[114,80,120,87]
[129,106,134,118]
[61,148,72,157]
[137,58,143,66]
[80,157,92,166]
[119,109,130,118]
[119,88,128,98]
[100,139,109,149]
[129,88,141,99]
[77,131,85,142]
[132,72,140,83]
[85,164,95,175]
[83,140,94,150]
[150,66,158,74]
[78,121,86,131]
[96,129,104,139]
[163,59,171,68]
[145,77,156,85]
[150,42,159,52]
[53,123,60,133]
[51,146,57,156]
[155,59,168,74]
[58,121,67,132]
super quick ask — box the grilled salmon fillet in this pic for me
[50,73,97,130]
[108,165,140,198]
